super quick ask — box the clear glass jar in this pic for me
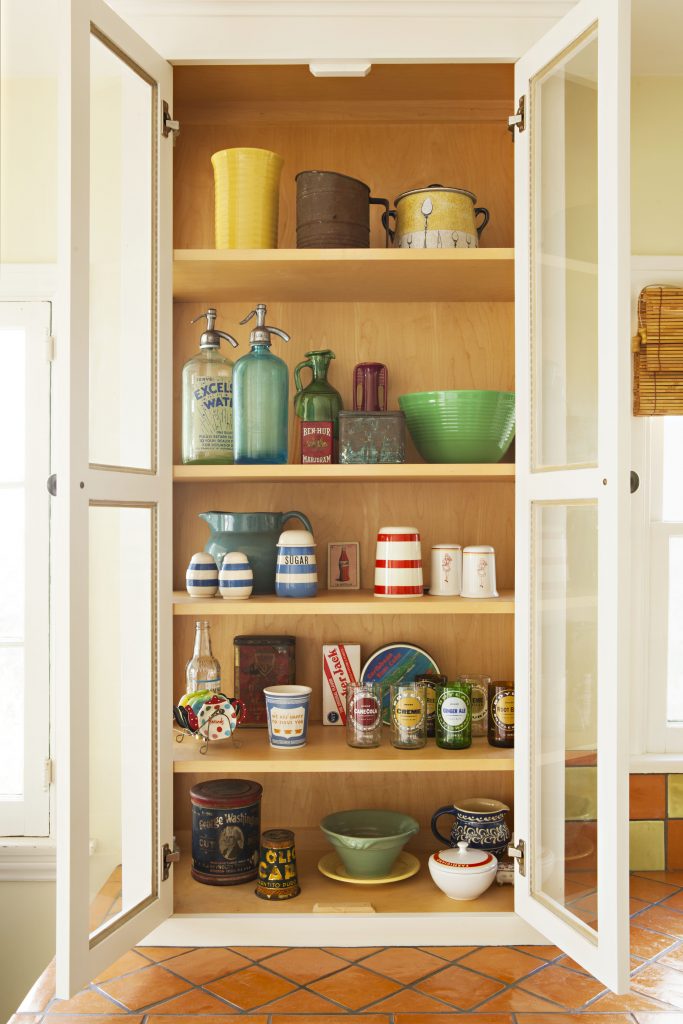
[390,680,427,749]
[346,681,382,748]
[457,674,491,738]
[185,620,221,695]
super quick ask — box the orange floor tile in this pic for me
[15,870,683,1022]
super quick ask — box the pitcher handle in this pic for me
[293,359,313,396]
[370,196,391,247]
[431,805,458,845]
[283,510,313,534]
[474,206,490,237]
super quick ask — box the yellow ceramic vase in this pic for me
[211,147,284,249]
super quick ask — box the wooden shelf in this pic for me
[173,727,513,774]
[173,248,515,303]
[173,829,515,916]
[174,463,515,483]
[173,588,515,616]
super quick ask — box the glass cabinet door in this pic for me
[513,0,631,993]
[54,0,173,997]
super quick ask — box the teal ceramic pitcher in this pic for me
[200,511,312,594]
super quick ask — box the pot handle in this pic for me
[293,358,313,396]
[431,805,458,845]
[370,196,391,247]
[474,206,490,237]
[283,510,313,534]
[230,698,244,726]
[381,208,397,246]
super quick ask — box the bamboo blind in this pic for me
[633,285,683,415]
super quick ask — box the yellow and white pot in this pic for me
[382,184,490,249]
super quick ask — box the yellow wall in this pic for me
[0,881,56,1023]
[0,78,58,263]
[632,76,683,255]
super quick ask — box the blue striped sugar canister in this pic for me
[275,529,318,598]
[186,551,218,597]
[219,551,254,600]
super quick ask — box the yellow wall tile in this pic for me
[668,775,683,818]
[629,820,665,871]
[566,766,598,820]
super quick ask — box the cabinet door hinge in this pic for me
[162,100,180,140]
[162,839,180,881]
[508,838,526,876]
[43,757,54,790]
[45,333,55,362]
[508,95,526,137]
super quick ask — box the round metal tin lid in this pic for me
[393,184,477,206]
[190,778,263,808]
[296,169,371,191]
[261,828,296,847]
[431,842,496,872]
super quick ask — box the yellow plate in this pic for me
[317,851,420,885]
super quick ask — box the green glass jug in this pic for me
[293,349,343,463]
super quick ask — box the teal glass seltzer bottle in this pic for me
[436,680,472,750]
[233,303,290,464]
[181,308,239,464]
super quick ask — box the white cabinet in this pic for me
[53,0,632,998]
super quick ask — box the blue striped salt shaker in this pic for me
[275,529,317,598]
[186,552,218,597]
[219,551,253,600]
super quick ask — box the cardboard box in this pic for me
[322,643,360,725]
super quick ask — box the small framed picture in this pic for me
[327,542,360,590]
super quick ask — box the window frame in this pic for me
[0,296,53,837]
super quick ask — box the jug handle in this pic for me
[293,358,314,396]
[283,510,313,534]
[431,805,458,845]
[475,206,490,237]
[379,205,396,247]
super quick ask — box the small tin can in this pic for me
[255,828,300,900]
[190,779,262,885]
[415,672,447,737]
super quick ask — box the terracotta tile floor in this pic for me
[14,871,683,1024]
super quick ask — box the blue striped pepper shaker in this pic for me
[219,551,253,600]
[186,551,218,597]
[275,529,317,598]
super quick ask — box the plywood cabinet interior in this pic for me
[170,62,517,927]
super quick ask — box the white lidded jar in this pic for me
[428,841,498,901]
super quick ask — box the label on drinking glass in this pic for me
[393,694,423,729]
[437,693,470,732]
[350,691,380,731]
[492,691,514,727]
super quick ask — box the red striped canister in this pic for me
[374,526,423,598]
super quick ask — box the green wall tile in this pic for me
[629,820,665,871]
[668,775,683,818]
[565,766,598,820]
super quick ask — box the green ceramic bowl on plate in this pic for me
[398,390,515,463]
[320,809,420,879]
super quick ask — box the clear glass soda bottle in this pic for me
[185,621,221,695]
[181,308,239,464]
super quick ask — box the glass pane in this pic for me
[0,327,25,481]
[531,29,599,469]
[532,502,598,933]
[89,33,154,471]
[662,419,683,521]
[667,537,683,723]
[0,647,24,797]
[89,505,155,937]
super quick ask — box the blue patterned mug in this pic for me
[431,798,510,860]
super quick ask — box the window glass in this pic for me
[667,537,683,724]
[662,418,683,521]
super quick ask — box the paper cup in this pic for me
[264,685,312,748]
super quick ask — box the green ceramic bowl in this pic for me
[320,809,420,879]
[398,390,516,463]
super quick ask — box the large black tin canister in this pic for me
[190,779,263,885]
[296,170,389,249]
